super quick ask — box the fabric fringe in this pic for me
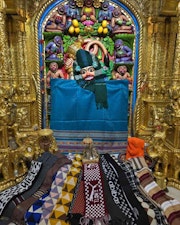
[109,217,132,225]
[80,215,110,225]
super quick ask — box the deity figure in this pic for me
[45,36,63,61]
[45,5,66,32]
[73,49,108,109]
[46,62,65,87]
[114,39,133,63]
[111,8,134,34]
[112,65,133,90]
[80,0,96,26]
[66,0,80,29]
[98,1,112,23]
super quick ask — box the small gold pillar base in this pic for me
[154,172,167,190]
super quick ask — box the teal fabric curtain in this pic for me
[50,79,129,153]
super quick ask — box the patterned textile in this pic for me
[23,152,60,199]
[129,156,150,171]
[116,158,168,225]
[38,164,71,225]
[100,154,150,225]
[67,170,85,224]
[50,79,129,153]
[2,152,55,218]
[99,161,130,225]
[55,133,128,154]
[80,162,109,225]
[0,160,42,216]
[48,154,82,225]
[11,155,70,224]
[24,191,49,225]
[129,156,180,225]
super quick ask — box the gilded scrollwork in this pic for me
[0,79,57,191]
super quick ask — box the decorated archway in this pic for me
[36,0,140,130]
[38,1,140,127]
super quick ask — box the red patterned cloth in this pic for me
[80,162,110,225]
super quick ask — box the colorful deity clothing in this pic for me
[48,154,82,225]
[129,156,180,225]
[0,160,42,216]
[100,153,150,225]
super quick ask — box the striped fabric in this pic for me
[116,158,168,225]
[129,156,180,225]
[54,130,128,154]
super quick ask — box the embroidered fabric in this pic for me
[0,160,42,216]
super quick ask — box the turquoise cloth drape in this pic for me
[50,79,129,153]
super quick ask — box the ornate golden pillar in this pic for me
[134,2,179,188]
[173,2,180,79]
[6,8,40,131]
[165,4,180,148]
[0,0,12,149]
[0,0,10,80]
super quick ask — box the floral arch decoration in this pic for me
[37,0,141,131]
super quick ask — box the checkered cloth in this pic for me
[80,162,110,225]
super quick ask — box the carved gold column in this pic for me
[0,0,10,80]
[173,2,180,79]
[7,7,39,131]
[0,0,11,149]
[165,2,180,189]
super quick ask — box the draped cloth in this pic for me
[50,79,129,153]
[116,157,168,225]
[129,157,180,225]
[0,160,42,216]
[48,154,82,225]
[80,162,110,225]
[11,154,71,224]
[38,164,71,224]
[100,154,150,225]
